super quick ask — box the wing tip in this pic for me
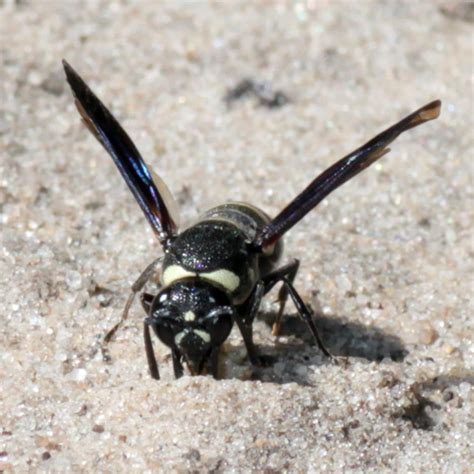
[62,60,89,101]
[62,59,75,82]
[418,99,442,122]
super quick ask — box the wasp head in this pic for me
[142,279,235,376]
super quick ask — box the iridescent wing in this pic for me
[63,60,178,246]
[253,100,441,251]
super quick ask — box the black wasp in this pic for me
[63,60,441,379]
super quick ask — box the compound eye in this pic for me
[203,307,234,346]
[151,305,183,348]
[154,318,182,348]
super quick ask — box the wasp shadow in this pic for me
[241,309,408,385]
[258,310,408,362]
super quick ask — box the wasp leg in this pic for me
[144,319,160,380]
[102,257,163,353]
[172,349,184,379]
[263,270,332,359]
[209,346,220,379]
[143,292,161,379]
[264,259,300,336]
[234,281,266,366]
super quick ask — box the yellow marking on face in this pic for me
[162,265,195,286]
[201,269,240,292]
[184,311,196,322]
[174,331,186,345]
[193,329,211,343]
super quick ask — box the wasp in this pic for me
[63,60,441,379]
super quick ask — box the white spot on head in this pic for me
[159,293,168,302]
[201,269,240,292]
[183,311,196,322]
[162,265,195,286]
[193,329,211,343]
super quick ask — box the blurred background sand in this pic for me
[0,1,472,472]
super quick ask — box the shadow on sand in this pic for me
[243,309,408,385]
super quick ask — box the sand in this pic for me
[0,1,472,472]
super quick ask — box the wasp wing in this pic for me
[253,100,441,251]
[63,60,178,245]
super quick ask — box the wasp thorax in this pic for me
[145,279,235,375]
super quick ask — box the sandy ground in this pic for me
[0,1,473,472]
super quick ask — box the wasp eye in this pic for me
[203,307,234,346]
[149,305,183,348]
